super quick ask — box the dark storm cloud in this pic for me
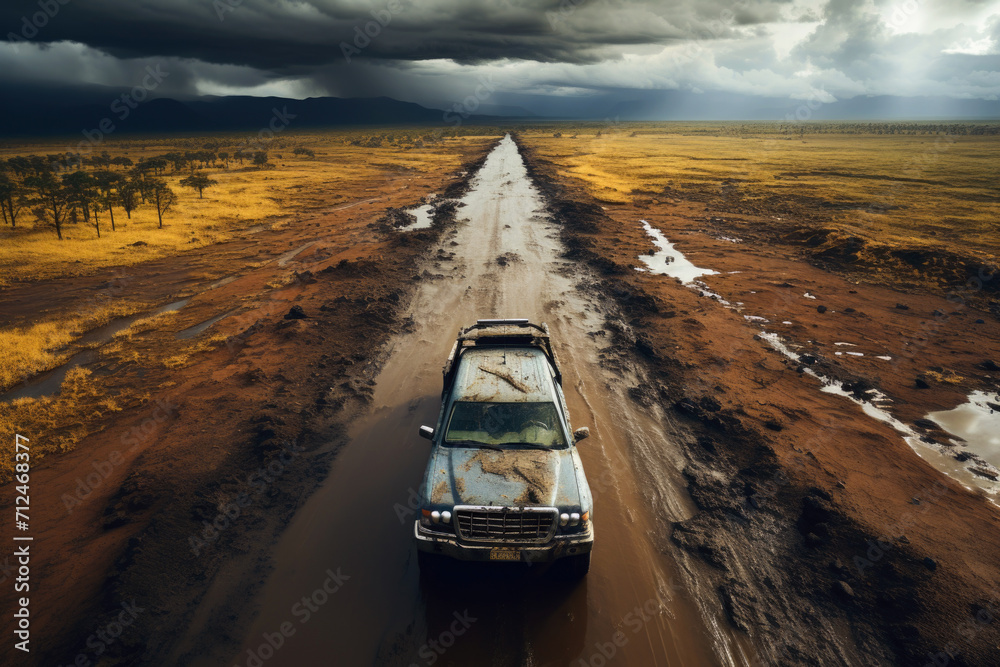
[1,0,998,111]
[0,0,720,69]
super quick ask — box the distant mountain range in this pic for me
[605,90,1000,121]
[0,82,995,139]
[0,86,495,137]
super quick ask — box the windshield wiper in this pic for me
[504,442,556,450]
[446,439,503,451]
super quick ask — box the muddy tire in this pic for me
[560,552,591,579]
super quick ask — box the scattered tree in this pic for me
[25,171,69,239]
[150,179,176,229]
[179,172,219,199]
[252,151,269,168]
[119,180,139,219]
[93,170,124,231]
[62,171,96,224]
[0,169,27,227]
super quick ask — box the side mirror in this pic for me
[418,425,435,440]
[573,427,590,443]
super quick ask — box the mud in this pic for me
[189,134,745,667]
[9,129,997,667]
[520,136,1000,665]
[0,140,496,667]
[461,448,554,506]
[476,363,530,393]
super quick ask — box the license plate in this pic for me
[489,547,521,562]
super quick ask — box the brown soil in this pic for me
[0,140,496,666]
[4,130,997,666]
[519,135,1000,665]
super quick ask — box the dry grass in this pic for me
[162,333,229,369]
[0,129,494,391]
[520,125,1000,257]
[0,128,498,481]
[0,300,148,391]
[0,367,127,482]
[101,310,180,365]
[0,129,484,287]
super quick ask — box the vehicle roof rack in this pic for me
[442,319,562,391]
[475,318,529,326]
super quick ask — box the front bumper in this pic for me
[414,521,593,563]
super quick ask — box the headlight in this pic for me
[559,510,590,533]
[421,508,454,531]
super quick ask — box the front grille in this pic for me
[455,506,557,543]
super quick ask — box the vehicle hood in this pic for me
[423,446,581,508]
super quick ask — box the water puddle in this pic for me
[1,350,98,402]
[397,204,435,231]
[928,392,1000,470]
[690,280,732,307]
[635,220,718,283]
[759,331,1000,501]
[208,276,237,290]
[276,242,315,267]
[1,298,191,403]
[177,309,239,339]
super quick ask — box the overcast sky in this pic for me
[1,0,998,114]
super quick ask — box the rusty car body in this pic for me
[414,319,594,577]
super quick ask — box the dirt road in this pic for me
[174,135,750,666]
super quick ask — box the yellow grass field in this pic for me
[0,128,501,480]
[520,124,1000,258]
[0,128,485,286]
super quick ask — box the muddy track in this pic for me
[518,137,1000,665]
[13,145,496,667]
[30,132,998,667]
[161,134,759,667]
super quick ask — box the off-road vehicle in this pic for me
[414,319,594,577]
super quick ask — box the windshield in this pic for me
[444,401,567,449]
